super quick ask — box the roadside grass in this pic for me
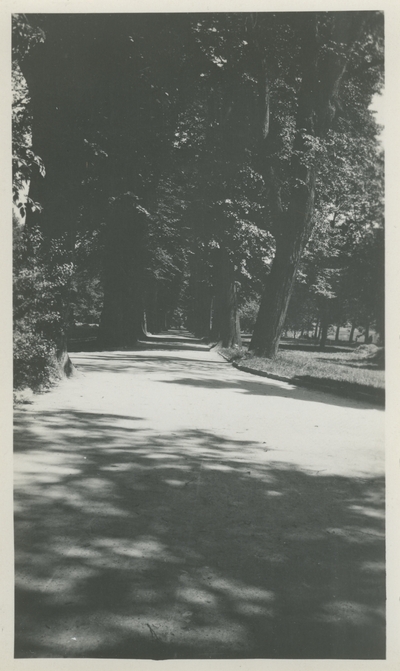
[219,344,385,392]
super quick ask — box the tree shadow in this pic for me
[69,331,211,354]
[290,375,384,406]
[14,408,385,659]
[161,374,383,410]
[73,353,226,368]
[315,357,383,372]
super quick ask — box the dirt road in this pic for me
[14,333,385,659]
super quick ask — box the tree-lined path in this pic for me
[14,334,384,659]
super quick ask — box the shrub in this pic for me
[13,225,70,391]
[238,298,260,333]
[13,327,58,390]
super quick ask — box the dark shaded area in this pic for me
[14,406,385,659]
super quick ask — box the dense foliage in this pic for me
[12,12,384,389]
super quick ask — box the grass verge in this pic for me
[219,344,384,402]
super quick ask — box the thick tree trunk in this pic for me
[349,322,356,343]
[250,203,314,357]
[186,248,212,339]
[99,281,146,348]
[364,320,370,344]
[212,247,242,348]
[145,281,158,335]
[188,278,212,339]
[249,18,318,357]
[98,197,148,349]
[249,13,362,359]
[335,324,340,342]
[146,279,166,335]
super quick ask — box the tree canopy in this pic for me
[12,11,384,388]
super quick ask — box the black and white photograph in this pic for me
[7,3,394,664]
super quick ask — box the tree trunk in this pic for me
[99,273,147,348]
[186,246,212,339]
[212,247,242,348]
[349,322,356,343]
[145,279,162,335]
[250,209,315,357]
[249,13,362,358]
[188,278,212,339]
[144,282,154,335]
[335,324,340,342]
[320,304,330,350]
[249,18,319,357]
[98,196,148,349]
[55,333,74,377]
[364,320,370,344]
[313,320,319,339]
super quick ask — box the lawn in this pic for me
[219,344,385,399]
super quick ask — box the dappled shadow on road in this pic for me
[142,330,208,346]
[136,341,212,352]
[14,407,385,659]
[73,353,226,374]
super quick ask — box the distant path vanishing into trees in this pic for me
[14,331,385,659]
